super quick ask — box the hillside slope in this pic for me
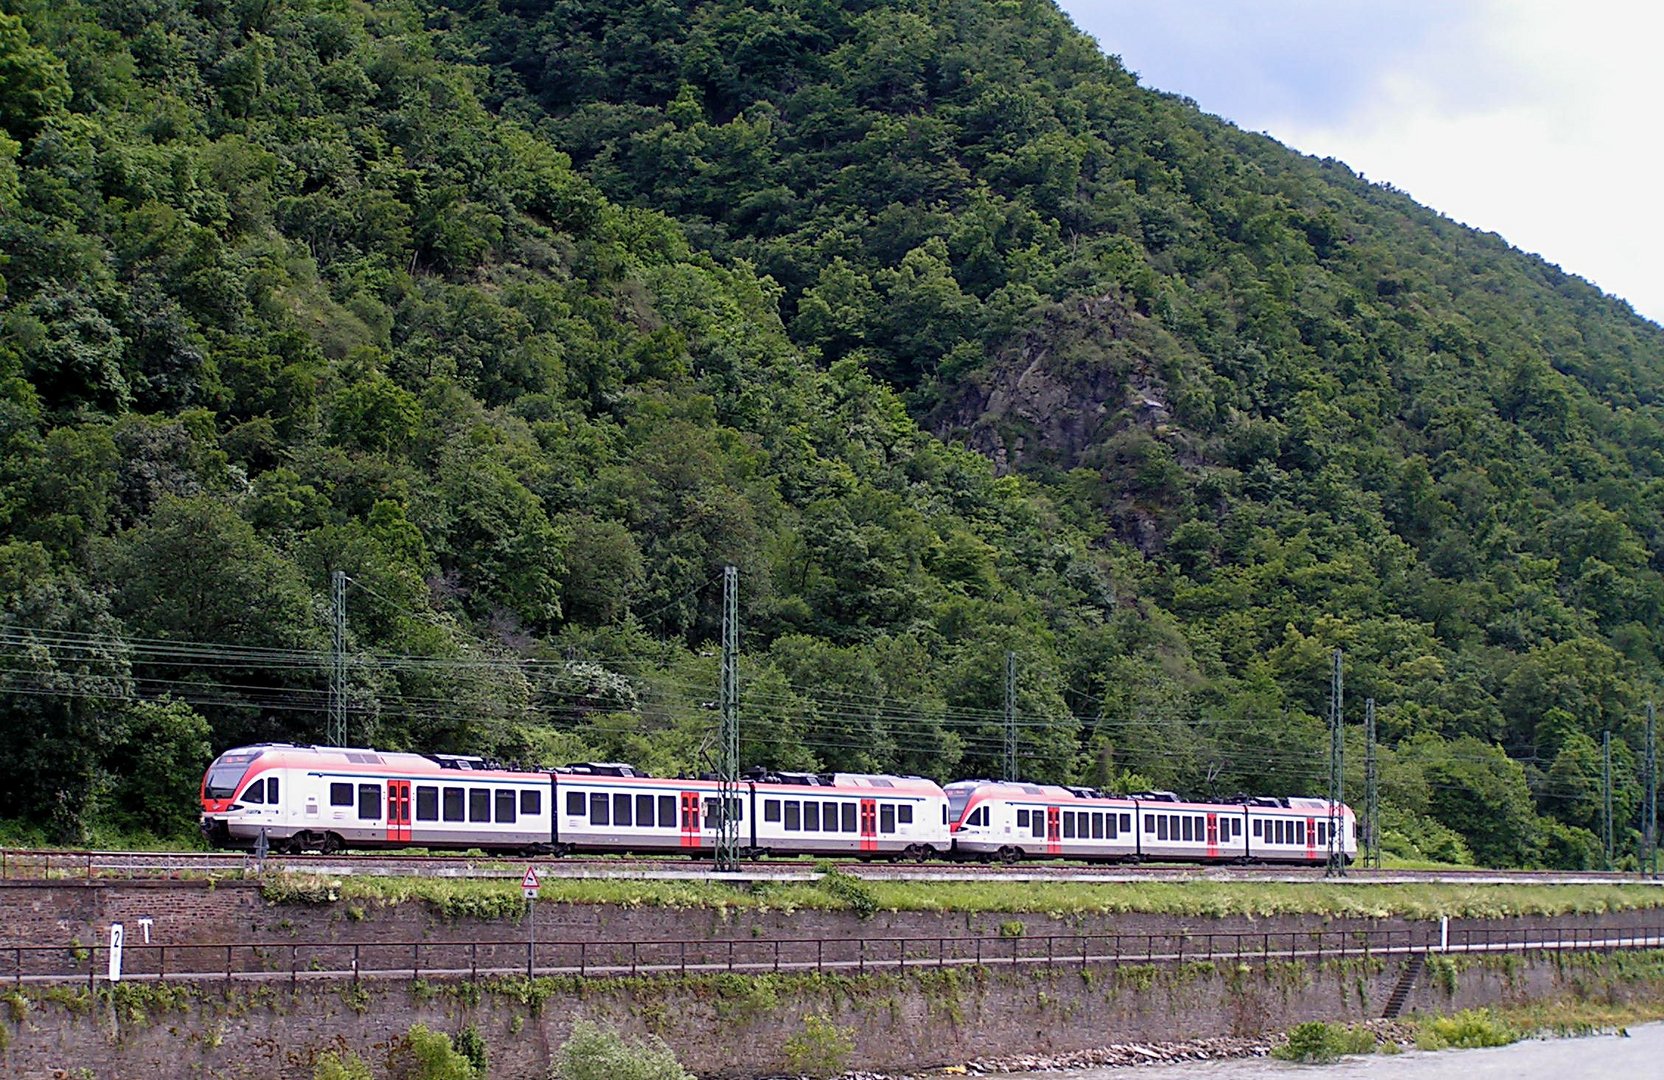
[0,0,1659,868]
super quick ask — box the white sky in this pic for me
[1055,1,1664,325]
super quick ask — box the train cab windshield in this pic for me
[947,789,972,823]
[203,750,262,798]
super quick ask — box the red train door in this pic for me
[680,792,701,849]
[1046,806,1061,856]
[859,799,877,853]
[386,780,411,844]
[1205,812,1219,860]
[1305,816,1318,861]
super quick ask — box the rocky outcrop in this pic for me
[929,291,1180,476]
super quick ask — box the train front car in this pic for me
[200,743,558,854]
[199,745,271,845]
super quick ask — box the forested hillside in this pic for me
[2,0,1662,868]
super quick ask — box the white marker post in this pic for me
[522,865,541,978]
[107,923,125,983]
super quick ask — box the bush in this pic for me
[1417,1009,1518,1050]
[1272,1021,1377,1063]
[456,1025,489,1076]
[782,1014,856,1079]
[314,1050,373,1080]
[551,1020,692,1080]
[387,1023,479,1079]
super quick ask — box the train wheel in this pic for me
[318,833,344,855]
[280,832,309,855]
[997,845,1022,865]
[902,844,929,863]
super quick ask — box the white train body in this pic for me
[945,781,1355,864]
[200,744,950,857]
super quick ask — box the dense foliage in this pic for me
[1,0,1662,867]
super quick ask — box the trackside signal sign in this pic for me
[521,865,541,898]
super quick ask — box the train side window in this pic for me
[1062,813,1076,839]
[804,801,820,831]
[898,804,913,825]
[566,791,585,817]
[1156,816,1168,840]
[880,804,896,834]
[522,790,542,816]
[267,778,280,803]
[784,801,801,831]
[659,795,676,827]
[590,793,609,826]
[636,794,653,827]
[1032,814,1044,838]
[330,783,352,807]
[496,790,517,824]
[1295,821,1305,844]
[765,799,781,823]
[842,803,857,832]
[614,793,633,827]
[1145,816,1155,835]
[1252,820,1261,838]
[1181,816,1192,842]
[1120,813,1132,832]
[469,789,491,823]
[703,798,740,829]
[1195,816,1205,839]
[243,782,264,805]
[443,787,464,822]
[1106,813,1118,840]
[416,786,438,822]
[1017,809,1030,828]
[357,784,380,820]
[823,801,840,832]
[1092,813,1105,840]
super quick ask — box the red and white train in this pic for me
[199,744,1356,864]
[945,780,1355,865]
[200,744,948,859]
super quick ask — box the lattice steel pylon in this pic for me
[1364,697,1381,869]
[1325,648,1346,877]
[1603,729,1614,871]
[328,570,348,747]
[715,565,742,872]
[1646,701,1658,879]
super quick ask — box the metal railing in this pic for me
[9,924,1663,988]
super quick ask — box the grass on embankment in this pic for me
[260,871,1664,920]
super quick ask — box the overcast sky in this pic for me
[1055,1,1664,325]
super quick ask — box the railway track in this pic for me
[2,848,1659,886]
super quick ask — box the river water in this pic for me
[1004,1023,1664,1079]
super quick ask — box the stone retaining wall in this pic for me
[3,947,1663,1078]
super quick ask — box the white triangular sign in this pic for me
[521,866,541,889]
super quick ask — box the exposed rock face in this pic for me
[929,291,1178,477]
